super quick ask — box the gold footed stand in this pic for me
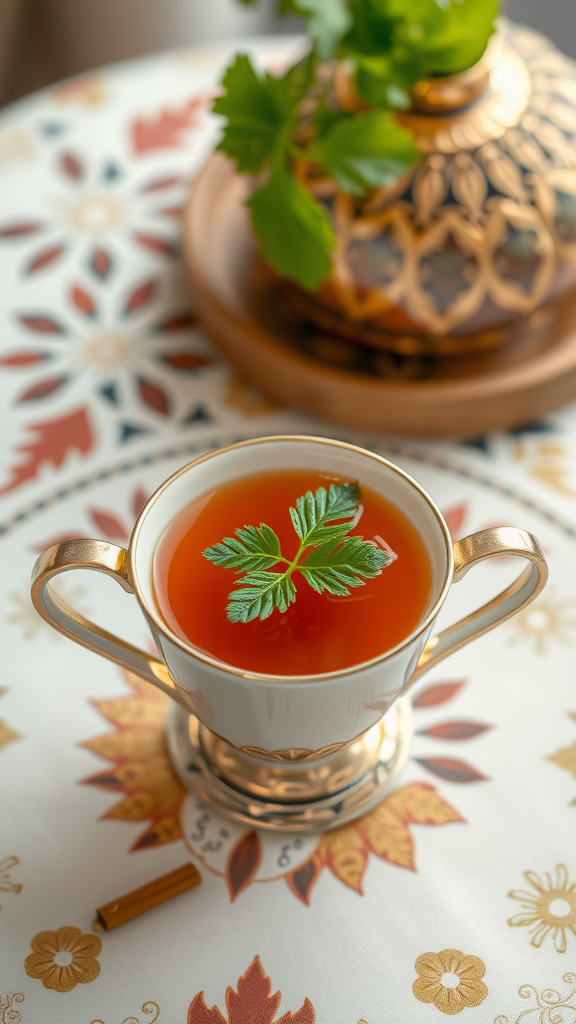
[166,698,412,833]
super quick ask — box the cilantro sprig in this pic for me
[202,481,390,622]
[214,0,498,289]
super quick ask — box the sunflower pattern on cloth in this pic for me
[507,865,576,953]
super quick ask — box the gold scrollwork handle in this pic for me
[30,539,190,709]
[411,526,548,684]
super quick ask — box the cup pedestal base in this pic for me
[166,698,412,833]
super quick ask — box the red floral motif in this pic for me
[413,758,488,783]
[443,503,468,539]
[31,486,149,550]
[0,406,93,496]
[132,96,207,155]
[0,150,188,279]
[26,243,67,275]
[0,352,52,367]
[412,681,465,708]
[411,679,491,786]
[5,278,210,426]
[187,957,315,1024]
[226,832,262,902]
[442,502,515,554]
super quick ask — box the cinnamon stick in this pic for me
[93,863,202,931]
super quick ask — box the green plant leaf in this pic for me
[227,571,297,622]
[203,523,283,573]
[341,0,498,104]
[289,482,361,545]
[393,0,499,77]
[248,165,335,289]
[315,109,420,194]
[300,535,390,594]
[212,54,310,174]
[291,0,352,59]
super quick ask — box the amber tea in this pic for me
[152,468,432,676]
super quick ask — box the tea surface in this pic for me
[153,469,432,675]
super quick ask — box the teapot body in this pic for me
[295,23,576,355]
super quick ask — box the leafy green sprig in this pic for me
[214,0,498,289]
[202,481,390,622]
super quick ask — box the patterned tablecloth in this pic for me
[2,36,576,1024]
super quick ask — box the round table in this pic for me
[2,39,576,1024]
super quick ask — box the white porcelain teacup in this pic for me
[31,436,547,830]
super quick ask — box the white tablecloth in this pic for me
[1,38,576,1024]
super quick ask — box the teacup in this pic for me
[31,435,547,831]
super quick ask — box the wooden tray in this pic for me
[183,153,576,438]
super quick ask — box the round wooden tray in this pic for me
[184,153,576,438]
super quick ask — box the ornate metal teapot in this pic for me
[293,22,576,355]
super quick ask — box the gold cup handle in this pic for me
[30,539,191,710]
[411,526,548,684]
[31,528,548,701]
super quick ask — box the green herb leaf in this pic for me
[289,482,360,545]
[315,110,420,194]
[248,165,335,289]
[300,535,390,594]
[203,523,282,573]
[227,572,297,622]
[203,481,393,622]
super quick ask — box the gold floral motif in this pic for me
[6,583,89,641]
[0,856,23,910]
[91,1001,160,1024]
[512,438,576,496]
[0,129,34,170]
[224,375,281,416]
[503,128,548,174]
[51,75,107,108]
[531,119,575,167]
[485,198,556,314]
[82,670,186,852]
[548,712,576,802]
[24,925,102,992]
[508,864,576,952]
[494,972,576,1024]
[534,168,576,260]
[411,209,485,334]
[0,992,25,1024]
[507,590,576,655]
[481,142,528,201]
[412,949,488,1015]
[412,155,449,227]
[240,741,346,762]
[450,153,487,221]
[0,692,22,754]
[285,783,463,902]
[333,200,411,321]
